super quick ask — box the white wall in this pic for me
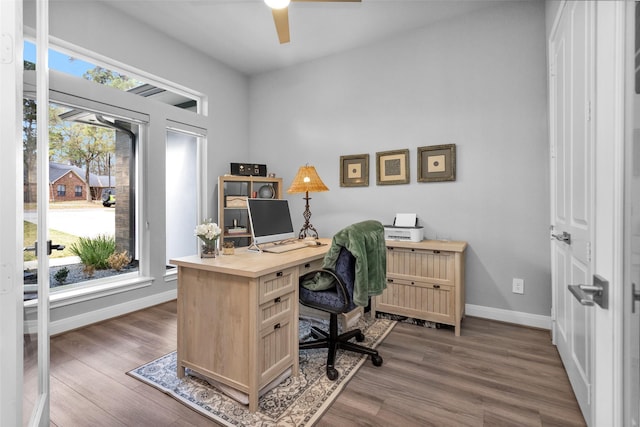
[249,1,551,317]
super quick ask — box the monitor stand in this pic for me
[247,242,262,253]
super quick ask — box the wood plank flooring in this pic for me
[27,301,585,426]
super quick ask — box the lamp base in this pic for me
[298,193,319,239]
[298,224,319,240]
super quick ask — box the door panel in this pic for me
[550,1,594,424]
[625,3,640,426]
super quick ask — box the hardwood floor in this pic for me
[30,301,585,426]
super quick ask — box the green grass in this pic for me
[23,221,80,262]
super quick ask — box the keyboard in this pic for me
[262,241,308,253]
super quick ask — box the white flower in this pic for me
[195,219,221,244]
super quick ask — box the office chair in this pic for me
[299,220,386,380]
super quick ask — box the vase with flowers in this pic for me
[195,219,221,258]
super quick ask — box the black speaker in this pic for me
[230,163,267,177]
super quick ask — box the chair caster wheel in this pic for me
[355,332,365,342]
[371,354,383,367]
[327,367,339,381]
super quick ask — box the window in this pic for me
[23,99,141,295]
[22,36,205,302]
[24,41,200,112]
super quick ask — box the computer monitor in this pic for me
[247,198,296,246]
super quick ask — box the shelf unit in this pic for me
[218,175,283,248]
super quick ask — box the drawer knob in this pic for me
[274,297,281,303]
[304,263,311,268]
[274,323,281,330]
[387,278,394,283]
[411,248,415,252]
[276,271,283,277]
[434,284,440,289]
[433,250,441,254]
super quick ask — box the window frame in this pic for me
[22,38,209,311]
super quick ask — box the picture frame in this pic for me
[340,154,369,187]
[376,149,409,185]
[418,144,456,182]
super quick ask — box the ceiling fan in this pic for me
[264,0,361,44]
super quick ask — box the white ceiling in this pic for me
[101,0,512,76]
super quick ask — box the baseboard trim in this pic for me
[40,297,550,336]
[48,289,177,336]
[465,304,551,330]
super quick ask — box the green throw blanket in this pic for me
[301,220,387,307]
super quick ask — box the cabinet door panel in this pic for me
[259,316,293,386]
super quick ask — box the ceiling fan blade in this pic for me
[272,7,290,44]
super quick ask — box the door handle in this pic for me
[633,283,640,314]
[551,231,571,245]
[568,274,608,309]
[22,240,65,256]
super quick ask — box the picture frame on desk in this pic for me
[340,154,369,187]
[376,149,409,185]
[418,144,456,182]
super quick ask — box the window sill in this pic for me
[23,274,154,310]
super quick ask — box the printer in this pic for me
[384,213,424,242]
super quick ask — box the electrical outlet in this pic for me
[512,278,524,294]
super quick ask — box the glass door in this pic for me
[22,2,52,424]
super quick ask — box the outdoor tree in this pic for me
[83,66,139,91]
[23,61,37,203]
[50,122,115,201]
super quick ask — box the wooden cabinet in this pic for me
[372,240,467,336]
[218,175,283,248]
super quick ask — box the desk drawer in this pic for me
[299,258,324,276]
[386,247,455,285]
[260,291,294,330]
[259,267,296,304]
[377,277,454,324]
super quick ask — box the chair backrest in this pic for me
[299,220,386,312]
[334,247,357,310]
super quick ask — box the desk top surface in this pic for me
[170,238,331,278]
[170,238,468,278]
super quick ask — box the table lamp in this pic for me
[287,164,329,239]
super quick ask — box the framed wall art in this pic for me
[376,149,409,185]
[340,154,369,187]
[418,144,456,182]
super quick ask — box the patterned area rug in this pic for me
[128,315,395,426]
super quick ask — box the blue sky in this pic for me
[24,41,95,77]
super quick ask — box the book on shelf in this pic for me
[227,227,248,234]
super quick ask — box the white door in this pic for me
[626,3,640,426]
[0,1,30,425]
[549,1,594,424]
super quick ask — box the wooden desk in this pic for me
[170,239,330,412]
